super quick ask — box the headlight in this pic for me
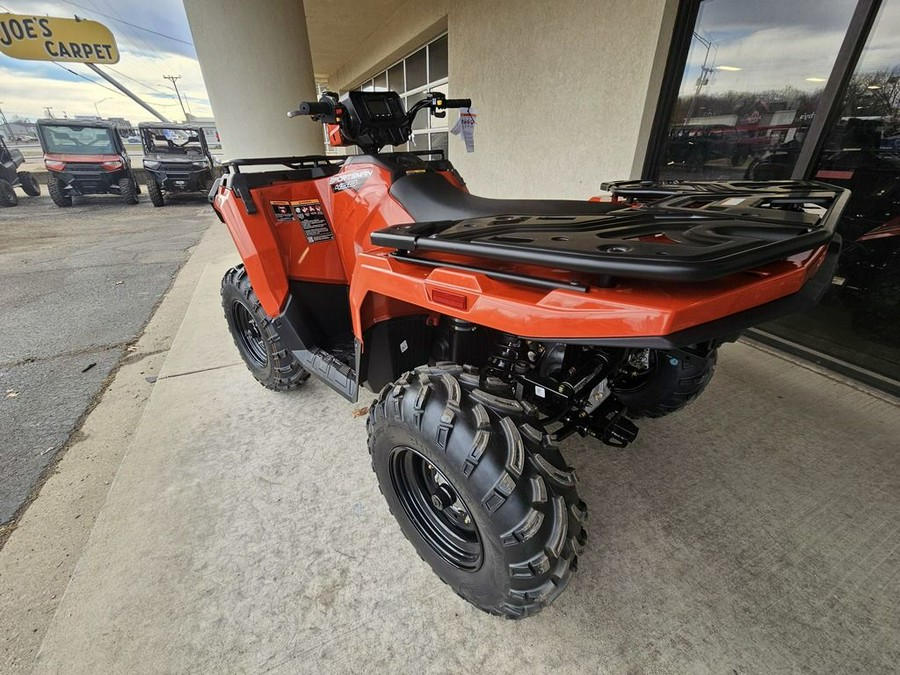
[101,160,124,171]
[192,161,208,168]
[144,161,160,170]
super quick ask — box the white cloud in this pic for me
[1,0,210,122]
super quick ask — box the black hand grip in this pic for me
[442,98,471,108]
[290,101,333,117]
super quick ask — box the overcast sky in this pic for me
[0,0,209,123]
[6,0,900,123]
[679,0,900,97]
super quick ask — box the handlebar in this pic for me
[288,100,334,118]
[439,98,472,109]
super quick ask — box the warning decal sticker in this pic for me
[270,201,294,222]
[291,199,334,243]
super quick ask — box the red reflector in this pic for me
[815,169,854,180]
[431,289,467,310]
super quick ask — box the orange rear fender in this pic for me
[348,247,827,342]
[214,189,289,318]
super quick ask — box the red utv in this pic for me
[37,119,140,207]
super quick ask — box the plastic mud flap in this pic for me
[271,294,359,401]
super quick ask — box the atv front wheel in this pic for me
[17,172,40,197]
[221,265,310,391]
[147,179,165,207]
[611,348,717,418]
[119,177,138,205]
[47,178,72,207]
[0,179,17,207]
[368,364,586,619]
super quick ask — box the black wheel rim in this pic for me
[390,446,483,571]
[231,301,268,368]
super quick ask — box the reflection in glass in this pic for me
[406,47,428,91]
[429,35,448,81]
[658,0,855,180]
[761,0,900,384]
[387,63,404,92]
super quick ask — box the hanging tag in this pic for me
[450,107,477,153]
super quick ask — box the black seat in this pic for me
[389,171,626,221]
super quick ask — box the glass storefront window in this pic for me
[429,35,448,81]
[653,0,900,392]
[387,62,404,92]
[657,0,856,181]
[346,34,450,154]
[405,47,428,91]
[760,0,900,384]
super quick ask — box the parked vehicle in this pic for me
[139,122,219,206]
[211,90,848,618]
[0,135,40,206]
[36,119,140,207]
[667,124,745,167]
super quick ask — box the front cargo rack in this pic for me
[371,180,849,282]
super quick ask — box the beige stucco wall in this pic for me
[447,0,676,198]
[326,0,678,199]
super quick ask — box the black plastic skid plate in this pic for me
[372,180,849,282]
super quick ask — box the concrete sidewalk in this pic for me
[16,225,900,673]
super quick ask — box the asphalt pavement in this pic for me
[0,193,211,525]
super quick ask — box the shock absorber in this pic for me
[482,333,528,391]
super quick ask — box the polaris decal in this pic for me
[330,169,372,193]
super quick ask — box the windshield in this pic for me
[40,125,117,155]
[141,127,204,155]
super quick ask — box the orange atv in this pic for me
[210,90,848,619]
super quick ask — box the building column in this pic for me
[182,0,323,159]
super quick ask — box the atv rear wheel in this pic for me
[147,179,165,207]
[611,348,717,418]
[368,364,586,619]
[17,171,40,197]
[0,179,16,207]
[47,177,72,207]
[221,265,310,391]
[119,177,138,205]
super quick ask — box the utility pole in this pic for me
[94,97,111,118]
[0,103,14,141]
[684,32,716,125]
[85,64,171,123]
[164,75,188,121]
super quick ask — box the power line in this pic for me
[91,0,169,79]
[106,65,169,96]
[51,62,123,97]
[57,0,194,46]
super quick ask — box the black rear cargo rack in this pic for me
[215,155,347,214]
[372,180,849,283]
